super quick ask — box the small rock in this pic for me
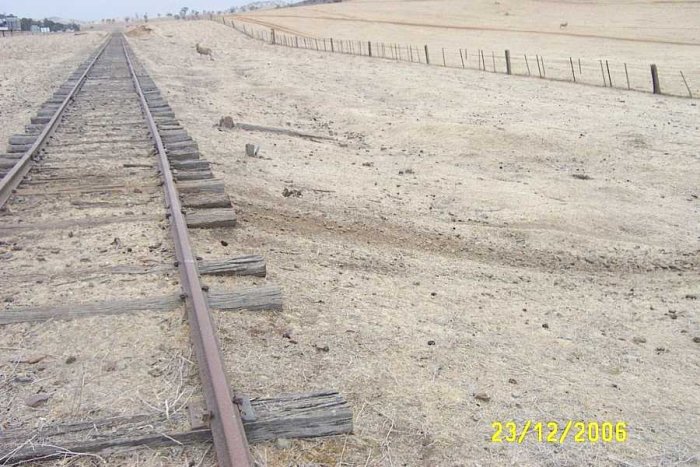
[219,116,235,129]
[282,187,302,198]
[65,356,77,364]
[313,344,329,352]
[25,393,50,408]
[632,337,647,344]
[221,240,229,247]
[430,292,437,297]
[508,378,517,384]
[692,337,700,343]
[542,323,549,329]
[427,340,436,346]
[276,438,292,449]
[474,393,491,402]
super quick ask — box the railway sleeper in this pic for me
[0,391,352,465]
[167,150,201,161]
[174,170,214,181]
[182,191,232,209]
[177,179,225,194]
[170,159,210,170]
[186,208,237,228]
[9,135,38,145]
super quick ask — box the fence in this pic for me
[208,15,696,99]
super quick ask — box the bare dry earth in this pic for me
[236,0,700,96]
[127,20,700,466]
[0,32,106,144]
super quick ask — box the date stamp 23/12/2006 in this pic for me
[491,421,628,444]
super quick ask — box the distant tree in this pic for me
[180,7,189,18]
[125,17,130,23]
[144,13,148,22]
[166,12,173,16]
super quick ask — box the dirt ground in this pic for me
[234,0,700,97]
[0,31,106,145]
[125,19,699,466]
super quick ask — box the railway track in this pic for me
[0,33,351,465]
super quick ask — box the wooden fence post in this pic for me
[600,60,607,86]
[271,29,276,45]
[524,54,531,76]
[424,45,430,65]
[569,57,576,82]
[330,38,334,52]
[442,48,446,66]
[536,55,542,78]
[606,60,613,87]
[505,50,511,75]
[651,64,660,94]
[680,71,692,98]
[624,63,630,89]
[491,51,496,72]
[368,41,372,57]
[459,49,465,68]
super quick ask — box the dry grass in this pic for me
[127,19,700,466]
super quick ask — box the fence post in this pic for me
[271,29,276,45]
[624,63,630,90]
[599,60,607,86]
[651,64,660,94]
[424,45,430,65]
[368,41,372,57]
[505,50,512,75]
[524,54,531,76]
[606,60,613,87]
[330,38,334,52]
[442,48,446,66]
[569,57,576,82]
[680,71,692,98]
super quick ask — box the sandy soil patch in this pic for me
[126,19,700,466]
[128,19,699,466]
[0,31,106,145]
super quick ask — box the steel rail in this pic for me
[0,35,111,208]
[121,36,253,467]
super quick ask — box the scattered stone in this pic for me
[632,337,647,344]
[572,173,592,180]
[220,240,229,247]
[245,143,260,157]
[219,116,235,129]
[282,187,302,198]
[276,438,292,449]
[542,323,549,329]
[508,378,517,384]
[692,337,700,344]
[65,356,77,364]
[474,393,491,402]
[427,340,436,346]
[313,344,329,352]
[25,393,50,408]
[430,292,437,297]
[361,161,373,167]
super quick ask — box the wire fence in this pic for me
[207,15,697,99]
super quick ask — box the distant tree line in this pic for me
[20,17,80,32]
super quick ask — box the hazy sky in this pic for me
[0,0,241,21]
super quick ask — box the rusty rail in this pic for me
[121,37,253,467]
[0,36,110,208]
